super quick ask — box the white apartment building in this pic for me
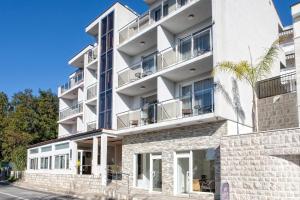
[26,0,299,199]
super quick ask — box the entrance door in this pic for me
[176,153,191,194]
[150,154,162,192]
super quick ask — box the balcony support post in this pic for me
[92,136,100,176]
[100,134,108,186]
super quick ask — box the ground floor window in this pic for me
[54,154,69,169]
[40,156,52,170]
[30,158,38,170]
[192,149,215,193]
[175,149,216,194]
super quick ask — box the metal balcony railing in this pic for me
[119,0,198,44]
[87,46,98,64]
[86,83,97,100]
[87,121,97,131]
[257,72,296,99]
[60,71,84,94]
[117,88,214,130]
[59,102,83,120]
[118,28,212,87]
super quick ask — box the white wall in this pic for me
[212,0,282,134]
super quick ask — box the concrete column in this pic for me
[72,142,78,174]
[100,134,108,185]
[92,136,99,175]
[292,3,300,126]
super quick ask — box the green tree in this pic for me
[0,92,9,160]
[214,40,279,132]
[1,129,33,162]
[36,89,59,141]
[11,146,27,171]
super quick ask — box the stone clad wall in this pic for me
[221,128,300,200]
[258,92,298,131]
[122,121,227,200]
[22,173,102,194]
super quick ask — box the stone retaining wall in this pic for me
[221,128,300,200]
[22,173,103,194]
[258,92,298,131]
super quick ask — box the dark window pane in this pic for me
[99,112,105,128]
[106,70,112,90]
[108,12,114,31]
[101,36,107,54]
[101,55,106,73]
[106,90,112,110]
[107,31,114,50]
[100,93,105,112]
[107,50,113,70]
[100,73,106,92]
[105,110,112,129]
[101,17,107,35]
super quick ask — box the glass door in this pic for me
[142,53,156,77]
[179,37,192,61]
[181,85,193,116]
[151,154,162,192]
[177,157,190,194]
[77,150,83,175]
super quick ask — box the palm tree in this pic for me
[214,40,280,132]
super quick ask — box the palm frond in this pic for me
[215,61,252,83]
[255,40,279,80]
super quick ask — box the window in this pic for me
[101,17,107,35]
[107,31,114,50]
[108,12,114,31]
[54,154,69,169]
[192,149,215,193]
[180,37,192,61]
[163,3,169,16]
[30,148,38,154]
[41,146,52,153]
[30,158,38,170]
[55,143,69,150]
[40,157,49,169]
[194,78,213,114]
[99,11,114,129]
[142,53,156,74]
[100,55,106,73]
[100,73,106,92]
[193,30,211,56]
[101,36,107,54]
[107,50,113,70]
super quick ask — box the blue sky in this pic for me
[0,0,299,98]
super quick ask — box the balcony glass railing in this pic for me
[118,28,212,87]
[117,88,214,130]
[119,0,198,44]
[86,83,97,100]
[60,71,84,94]
[87,46,98,64]
[59,102,83,120]
[87,121,97,131]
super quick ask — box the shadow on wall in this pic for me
[215,78,245,123]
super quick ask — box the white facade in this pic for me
[26,0,299,194]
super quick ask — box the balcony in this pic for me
[86,46,98,66]
[119,0,200,45]
[118,28,212,90]
[59,102,83,121]
[87,83,97,100]
[60,71,84,95]
[117,88,214,130]
[257,72,296,99]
